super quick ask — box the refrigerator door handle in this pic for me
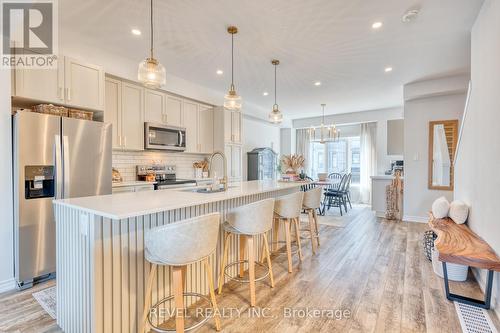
[62,135,70,198]
[54,135,63,199]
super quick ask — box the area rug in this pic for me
[301,205,370,228]
[32,286,57,319]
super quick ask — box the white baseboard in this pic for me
[0,278,16,293]
[471,268,500,321]
[403,215,429,223]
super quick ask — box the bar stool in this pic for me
[272,191,305,273]
[301,187,322,254]
[218,198,275,307]
[142,213,221,333]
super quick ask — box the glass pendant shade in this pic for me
[224,84,242,110]
[269,104,283,123]
[138,58,166,88]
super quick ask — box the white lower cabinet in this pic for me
[112,184,155,194]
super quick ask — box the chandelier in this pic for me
[309,104,340,143]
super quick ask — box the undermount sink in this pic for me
[182,185,239,194]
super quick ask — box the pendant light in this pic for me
[309,104,340,143]
[268,59,283,123]
[138,0,166,88]
[224,26,242,110]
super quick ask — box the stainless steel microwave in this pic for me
[144,123,186,151]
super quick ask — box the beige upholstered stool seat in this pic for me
[272,191,305,273]
[142,213,222,333]
[218,199,275,307]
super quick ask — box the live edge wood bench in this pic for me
[429,214,500,309]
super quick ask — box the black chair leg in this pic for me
[347,192,352,209]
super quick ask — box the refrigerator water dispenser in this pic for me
[24,165,55,199]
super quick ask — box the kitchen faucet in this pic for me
[208,151,228,191]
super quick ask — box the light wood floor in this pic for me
[1,207,498,332]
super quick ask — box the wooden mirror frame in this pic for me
[428,120,459,191]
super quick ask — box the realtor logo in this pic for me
[1,0,58,68]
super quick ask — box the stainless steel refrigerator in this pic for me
[13,111,112,289]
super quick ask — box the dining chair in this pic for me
[322,173,348,216]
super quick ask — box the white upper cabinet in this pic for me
[144,88,166,124]
[182,101,199,153]
[121,82,144,151]
[198,105,214,154]
[12,56,105,111]
[222,109,242,144]
[64,57,105,111]
[14,64,63,104]
[166,95,182,127]
[104,77,122,149]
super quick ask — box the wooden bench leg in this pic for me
[442,262,494,309]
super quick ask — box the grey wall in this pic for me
[387,119,404,155]
[403,75,468,221]
[454,0,500,317]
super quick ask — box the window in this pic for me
[309,137,360,184]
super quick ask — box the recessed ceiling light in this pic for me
[216,69,223,75]
[385,67,393,72]
[263,92,269,96]
[372,22,383,29]
[314,81,321,86]
[131,28,141,36]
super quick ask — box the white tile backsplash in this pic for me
[113,150,209,181]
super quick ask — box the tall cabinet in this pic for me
[214,107,243,182]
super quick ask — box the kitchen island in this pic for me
[53,180,302,333]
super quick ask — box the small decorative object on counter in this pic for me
[422,230,437,261]
[193,159,209,178]
[385,170,403,220]
[112,168,123,183]
[280,154,305,176]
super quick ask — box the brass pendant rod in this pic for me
[231,32,234,86]
[150,0,154,59]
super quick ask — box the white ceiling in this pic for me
[60,0,483,119]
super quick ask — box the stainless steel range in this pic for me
[136,165,197,190]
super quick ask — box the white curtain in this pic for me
[296,128,311,174]
[360,122,377,204]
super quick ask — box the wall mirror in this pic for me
[428,120,458,190]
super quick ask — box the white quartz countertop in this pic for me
[54,180,303,220]
[112,181,156,188]
[371,175,404,180]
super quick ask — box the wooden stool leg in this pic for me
[272,217,280,252]
[260,234,266,264]
[308,210,317,254]
[204,257,221,331]
[141,263,157,333]
[247,235,256,307]
[294,218,303,261]
[262,233,275,288]
[172,266,185,333]
[313,209,320,247]
[239,235,247,278]
[218,232,230,294]
[284,219,293,273]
